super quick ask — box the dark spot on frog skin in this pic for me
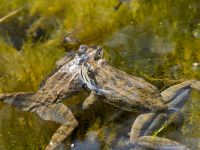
[110,77,117,85]
[115,73,124,80]
[126,81,133,87]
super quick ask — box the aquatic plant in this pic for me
[0,0,200,149]
[0,106,58,150]
[0,38,64,92]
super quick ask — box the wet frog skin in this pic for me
[80,49,200,150]
[0,45,103,150]
[0,44,199,150]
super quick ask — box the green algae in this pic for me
[0,0,200,149]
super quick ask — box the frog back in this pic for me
[94,65,166,111]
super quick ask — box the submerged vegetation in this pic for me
[0,105,59,150]
[0,0,200,149]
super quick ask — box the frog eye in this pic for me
[94,46,103,60]
[78,45,88,54]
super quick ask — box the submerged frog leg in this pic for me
[82,91,99,109]
[129,80,200,149]
[130,113,189,149]
[161,80,200,110]
[0,92,37,111]
[132,136,189,150]
[36,103,78,150]
[130,113,167,140]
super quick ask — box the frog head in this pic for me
[77,45,104,64]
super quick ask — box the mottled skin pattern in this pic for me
[0,44,199,150]
[0,45,103,150]
[80,55,200,149]
[81,61,166,111]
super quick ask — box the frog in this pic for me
[79,50,200,149]
[0,45,104,150]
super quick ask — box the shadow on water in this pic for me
[0,0,200,149]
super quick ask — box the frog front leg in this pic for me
[36,103,78,150]
[82,91,99,109]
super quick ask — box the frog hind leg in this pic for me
[1,93,79,149]
[133,136,189,150]
[36,103,78,150]
[128,80,199,149]
[0,92,36,111]
[161,80,200,110]
[130,112,189,149]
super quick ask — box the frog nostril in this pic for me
[78,45,88,54]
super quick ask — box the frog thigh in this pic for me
[130,112,168,140]
[130,112,188,149]
[82,92,99,109]
[161,80,200,109]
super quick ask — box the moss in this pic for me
[0,0,200,149]
[0,106,58,150]
[0,38,64,92]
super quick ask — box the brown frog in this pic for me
[0,45,103,150]
[79,50,200,149]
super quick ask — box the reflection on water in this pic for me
[0,0,200,149]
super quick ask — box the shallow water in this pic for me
[0,0,200,149]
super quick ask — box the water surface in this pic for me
[0,0,200,149]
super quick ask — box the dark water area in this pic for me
[0,0,200,149]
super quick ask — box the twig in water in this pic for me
[0,5,27,23]
[114,2,122,11]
